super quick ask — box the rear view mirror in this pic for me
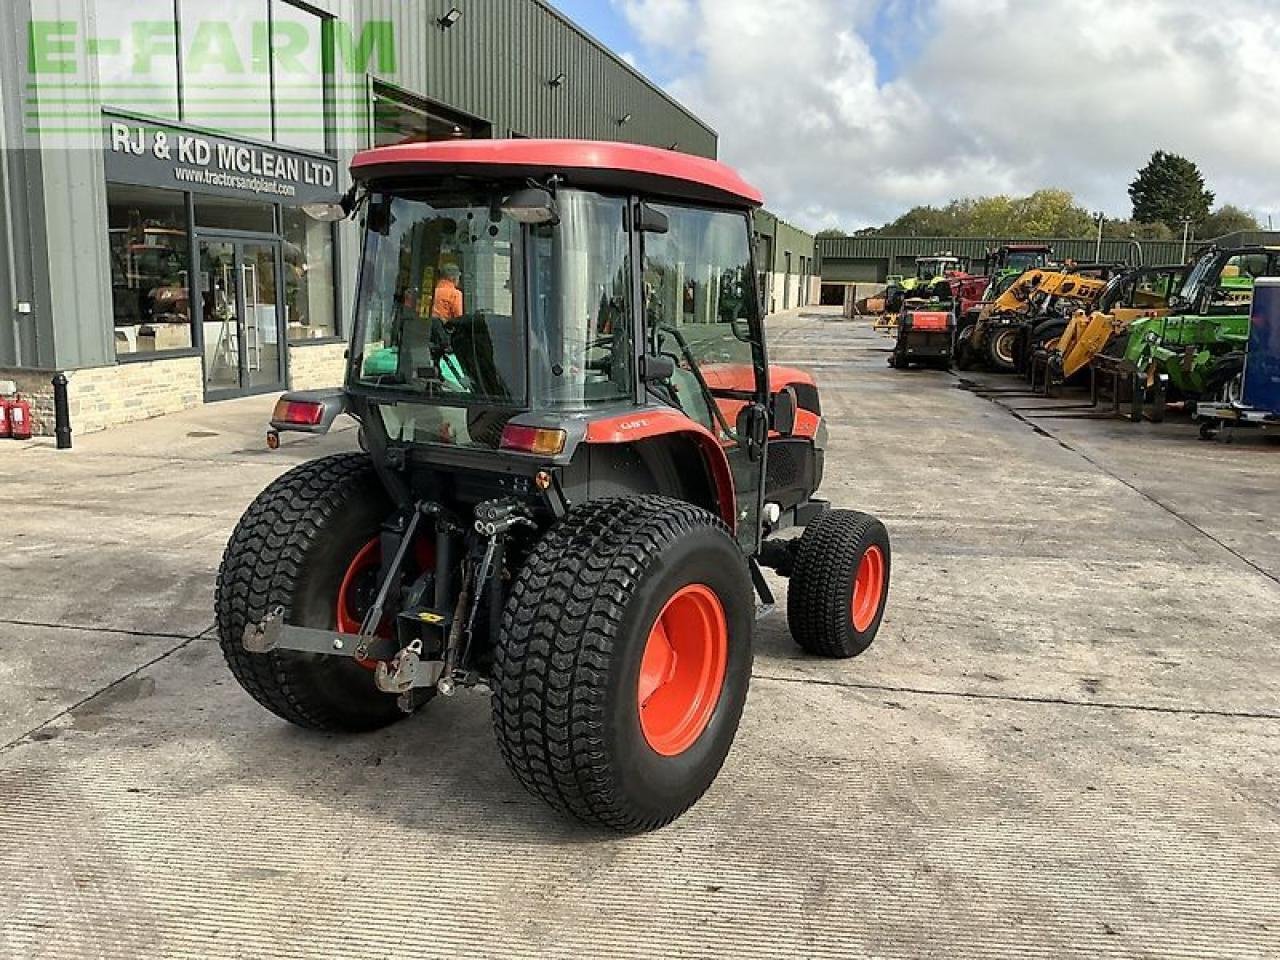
[772,386,798,436]
[640,353,675,382]
[635,203,669,235]
[502,187,560,225]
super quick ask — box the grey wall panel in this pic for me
[1,2,57,369]
[353,0,716,156]
[23,0,114,370]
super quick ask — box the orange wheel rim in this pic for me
[336,536,435,666]
[337,538,382,637]
[637,584,728,757]
[851,545,886,633]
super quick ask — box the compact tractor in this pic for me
[216,141,892,832]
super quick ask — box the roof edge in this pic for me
[532,0,719,149]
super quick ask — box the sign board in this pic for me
[103,113,339,205]
[1245,278,1280,414]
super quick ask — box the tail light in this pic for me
[272,398,325,426]
[500,424,567,456]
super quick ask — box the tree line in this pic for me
[819,151,1262,242]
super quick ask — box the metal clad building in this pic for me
[0,0,719,434]
[754,210,817,315]
[818,235,1192,290]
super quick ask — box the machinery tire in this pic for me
[1030,318,1068,351]
[788,510,891,659]
[987,326,1019,372]
[955,326,976,370]
[215,453,409,733]
[491,496,753,833]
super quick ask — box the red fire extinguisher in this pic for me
[0,397,12,439]
[8,395,32,440]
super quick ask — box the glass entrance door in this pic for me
[199,238,285,396]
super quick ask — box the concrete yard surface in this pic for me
[1,310,1277,959]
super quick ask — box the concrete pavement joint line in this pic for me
[0,629,210,755]
[962,378,1280,590]
[752,672,1280,721]
[0,617,197,642]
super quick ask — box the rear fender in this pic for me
[584,410,737,530]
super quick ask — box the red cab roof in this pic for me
[350,139,764,208]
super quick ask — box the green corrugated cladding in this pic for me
[755,210,816,273]
[817,235,1189,270]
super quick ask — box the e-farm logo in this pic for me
[25,15,398,140]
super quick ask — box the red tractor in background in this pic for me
[218,140,892,832]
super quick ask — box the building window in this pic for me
[179,0,272,139]
[91,0,181,120]
[370,84,485,147]
[108,185,193,359]
[193,195,276,233]
[271,1,331,152]
[282,207,337,340]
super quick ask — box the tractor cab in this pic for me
[322,141,832,550]
[985,243,1053,278]
[913,255,965,283]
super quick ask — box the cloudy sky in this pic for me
[547,0,1280,233]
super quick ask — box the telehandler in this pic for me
[1036,264,1186,386]
[217,140,892,833]
[956,266,1110,371]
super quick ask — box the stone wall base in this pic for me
[288,342,347,392]
[0,356,203,437]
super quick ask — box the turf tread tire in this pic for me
[491,496,752,833]
[215,453,406,733]
[788,510,891,659]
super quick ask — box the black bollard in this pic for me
[52,373,72,449]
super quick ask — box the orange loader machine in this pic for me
[217,141,892,832]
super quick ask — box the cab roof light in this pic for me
[500,425,567,456]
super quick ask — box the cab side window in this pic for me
[642,206,761,435]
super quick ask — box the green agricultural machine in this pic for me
[1112,246,1278,401]
[885,253,967,314]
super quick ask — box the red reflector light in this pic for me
[273,398,325,426]
[500,424,567,456]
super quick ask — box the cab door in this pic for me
[639,203,768,550]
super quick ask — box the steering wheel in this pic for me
[570,335,617,375]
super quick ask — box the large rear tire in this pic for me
[788,510,891,659]
[987,326,1019,372]
[215,453,410,733]
[491,497,754,832]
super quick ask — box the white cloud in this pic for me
[613,0,1280,231]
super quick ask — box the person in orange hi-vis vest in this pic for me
[431,263,464,322]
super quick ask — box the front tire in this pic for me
[955,325,976,370]
[214,453,408,733]
[987,326,1019,372]
[491,497,754,832]
[788,510,891,659]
